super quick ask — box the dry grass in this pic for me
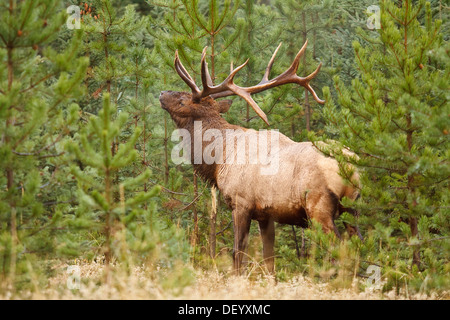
[2,260,445,300]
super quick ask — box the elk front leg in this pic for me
[258,219,275,274]
[232,208,251,275]
[344,222,363,241]
[311,214,341,239]
[306,191,341,239]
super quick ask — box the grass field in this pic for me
[2,260,446,300]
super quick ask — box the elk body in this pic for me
[160,41,362,274]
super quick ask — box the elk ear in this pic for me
[217,99,233,113]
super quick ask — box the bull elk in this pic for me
[159,41,362,274]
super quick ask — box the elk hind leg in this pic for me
[258,218,275,274]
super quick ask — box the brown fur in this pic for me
[160,91,362,274]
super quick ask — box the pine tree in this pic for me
[148,0,242,259]
[79,0,145,109]
[316,0,377,86]
[124,44,158,196]
[67,93,161,277]
[0,0,88,292]
[78,0,151,205]
[230,0,281,128]
[313,0,448,274]
[273,0,329,136]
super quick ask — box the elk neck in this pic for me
[170,111,244,187]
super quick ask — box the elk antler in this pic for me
[174,40,324,126]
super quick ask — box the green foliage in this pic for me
[77,0,147,112]
[0,0,88,292]
[67,93,167,266]
[311,0,449,293]
[0,0,448,297]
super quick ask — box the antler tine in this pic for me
[200,47,214,88]
[174,50,200,96]
[303,62,325,104]
[229,85,270,126]
[260,42,283,84]
[269,40,325,104]
[280,39,308,79]
[198,58,249,98]
[174,50,194,84]
[303,63,324,104]
[213,59,269,125]
[212,43,283,98]
[223,59,249,85]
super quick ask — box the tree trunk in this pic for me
[302,12,311,132]
[164,117,169,184]
[292,226,300,259]
[409,217,421,268]
[191,173,199,249]
[209,186,218,259]
[6,40,17,292]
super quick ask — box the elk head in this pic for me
[159,40,324,128]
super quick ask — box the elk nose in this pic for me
[159,91,170,108]
[160,90,172,101]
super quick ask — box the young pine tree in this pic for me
[0,1,88,292]
[274,0,329,136]
[149,0,242,259]
[230,0,281,129]
[314,0,449,274]
[80,0,146,109]
[67,93,161,275]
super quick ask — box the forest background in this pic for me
[0,0,448,299]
